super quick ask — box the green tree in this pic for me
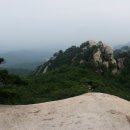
[0,58,4,64]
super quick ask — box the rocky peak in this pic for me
[80,40,96,50]
[35,40,126,75]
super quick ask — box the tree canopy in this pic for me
[0,58,4,64]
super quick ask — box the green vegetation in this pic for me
[0,58,4,64]
[5,68,32,77]
[0,49,130,105]
[0,64,130,104]
[0,69,28,85]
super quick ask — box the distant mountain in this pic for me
[5,68,32,76]
[113,44,124,50]
[0,50,53,69]
[113,42,130,50]
[114,45,130,56]
[8,61,43,70]
[126,42,130,46]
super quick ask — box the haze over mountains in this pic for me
[113,41,130,49]
[0,50,53,68]
[1,41,130,67]
[0,41,129,76]
[0,49,54,75]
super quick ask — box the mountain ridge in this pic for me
[35,40,127,75]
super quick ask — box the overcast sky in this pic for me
[0,0,130,51]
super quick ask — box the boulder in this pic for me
[103,61,109,68]
[93,49,102,64]
[80,60,85,64]
[98,41,113,60]
[111,59,117,65]
[87,40,97,47]
[117,58,125,69]
[104,45,113,55]
[112,68,118,75]
[81,40,96,50]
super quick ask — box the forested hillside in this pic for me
[0,41,130,104]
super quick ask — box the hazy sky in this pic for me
[0,0,130,51]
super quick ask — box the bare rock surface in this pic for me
[0,93,130,130]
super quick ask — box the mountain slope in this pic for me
[0,93,130,130]
[0,40,130,105]
[35,40,125,75]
